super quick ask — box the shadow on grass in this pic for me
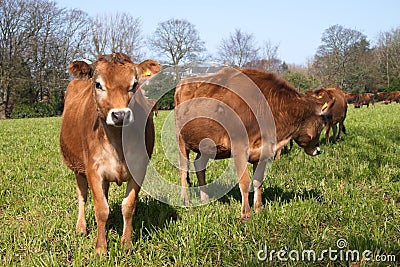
[219,184,323,206]
[108,197,178,242]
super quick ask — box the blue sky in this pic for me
[56,0,400,65]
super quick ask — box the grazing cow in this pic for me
[377,91,400,104]
[60,52,160,254]
[345,93,359,105]
[174,68,335,220]
[354,93,375,108]
[310,88,347,144]
[389,91,400,103]
[376,92,390,104]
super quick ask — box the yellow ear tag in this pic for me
[142,69,152,77]
[321,102,328,111]
[317,95,323,99]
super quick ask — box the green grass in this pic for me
[0,104,399,266]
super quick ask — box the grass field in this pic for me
[0,104,399,266]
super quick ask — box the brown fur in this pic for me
[174,68,335,220]
[311,88,347,144]
[354,93,375,108]
[60,52,160,254]
[377,91,400,104]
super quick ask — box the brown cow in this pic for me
[389,91,400,103]
[174,68,335,220]
[345,93,359,105]
[60,52,160,254]
[377,91,400,104]
[310,88,347,144]
[376,92,390,104]
[354,93,375,108]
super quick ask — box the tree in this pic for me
[0,0,29,118]
[376,28,400,90]
[217,29,259,67]
[0,0,91,118]
[282,65,320,93]
[312,25,372,92]
[86,13,143,62]
[244,40,281,72]
[149,18,206,65]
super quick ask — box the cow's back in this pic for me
[60,79,97,174]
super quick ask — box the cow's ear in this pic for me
[318,97,336,115]
[68,61,94,79]
[136,60,161,79]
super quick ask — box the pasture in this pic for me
[0,104,399,266]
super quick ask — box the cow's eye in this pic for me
[95,82,103,90]
[129,81,138,93]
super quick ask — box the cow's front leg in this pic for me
[325,124,331,144]
[121,178,140,250]
[75,173,88,235]
[87,168,109,255]
[234,154,251,221]
[332,124,338,142]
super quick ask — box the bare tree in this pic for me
[312,24,371,92]
[245,40,281,72]
[217,29,259,67]
[0,0,30,118]
[87,13,143,62]
[0,0,92,117]
[149,18,206,65]
[376,28,400,89]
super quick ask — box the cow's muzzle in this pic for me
[106,108,134,127]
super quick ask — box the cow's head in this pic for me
[68,52,161,127]
[292,92,336,156]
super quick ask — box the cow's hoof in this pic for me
[239,214,251,223]
[75,224,87,235]
[95,245,107,256]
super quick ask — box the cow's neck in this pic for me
[276,97,313,141]
[101,120,124,159]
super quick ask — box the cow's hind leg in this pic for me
[194,153,209,202]
[178,135,190,205]
[75,173,88,235]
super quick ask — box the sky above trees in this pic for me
[58,0,400,65]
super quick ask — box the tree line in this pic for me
[1,0,399,118]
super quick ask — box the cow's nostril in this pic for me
[106,108,133,126]
[111,111,125,125]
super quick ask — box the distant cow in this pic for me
[60,52,160,254]
[389,91,400,103]
[345,93,359,105]
[174,68,335,220]
[376,92,390,104]
[310,88,347,144]
[354,93,375,108]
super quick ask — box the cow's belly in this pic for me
[180,119,232,159]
